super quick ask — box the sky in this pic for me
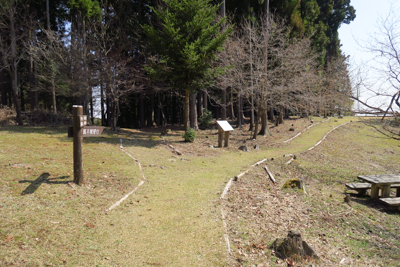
[338,0,400,112]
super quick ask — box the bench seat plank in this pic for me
[346,183,371,189]
[380,197,400,207]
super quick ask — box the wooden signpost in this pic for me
[217,120,234,147]
[73,105,85,185]
[71,105,105,185]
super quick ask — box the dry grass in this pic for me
[222,118,400,266]
[2,115,398,266]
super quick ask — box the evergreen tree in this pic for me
[142,0,232,130]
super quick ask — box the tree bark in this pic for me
[249,97,254,131]
[258,109,270,136]
[148,93,154,127]
[189,92,198,130]
[9,0,22,125]
[197,90,203,118]
[1,69,8,107]
[139,92,145,128]
[237,92,243,128]
[221,88,227,120]
[184,88,190,130]
[229,87,235,119]
[267,106,274,121]
[100,76,105,126]
[252,111,260,139]
[275,105,284,126]
[203,90,208,110]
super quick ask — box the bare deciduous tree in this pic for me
[352,4,400,118]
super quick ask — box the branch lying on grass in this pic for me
[264,165,276,184]
[163,139,183,155]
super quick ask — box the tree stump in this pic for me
[272,230,319,261]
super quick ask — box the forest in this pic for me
[0,0,356,135]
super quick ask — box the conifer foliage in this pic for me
[142,0,232,130]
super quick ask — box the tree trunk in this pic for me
[252,111,260,139]
[100,73,105,125]
[189,92,198,130]
[249,97,254,131]
[139,92,145,128]
[197,90,203,118]
[237,92,243,128]
[9,1,22,125]
[184,88,190,130]
[258,109,270,136]
[172,89,177,125]
[203,89,208,110]
[267,106,274,121]
[275,105,284,126]
[1,69,8,107]
[51,75,57,114]
[156,93,162,126]
[284,108,290,119]
[28,54,35,111]
[221,88,227,120]
[106,88,112,126]
[148,93,154,127]
[229,87,235,119]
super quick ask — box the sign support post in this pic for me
[72,105,86,185]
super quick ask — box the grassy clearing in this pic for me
[1,116,398,266]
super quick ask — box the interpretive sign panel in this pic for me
[217,120,234,147]
[82,126,105,137]
[217,120,234,132]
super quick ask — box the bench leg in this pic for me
[358,189,367,196]
[371,184,380,200]
[397,188,400,197]
[381,185,391,198]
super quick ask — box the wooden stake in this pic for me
[73,105,83,185]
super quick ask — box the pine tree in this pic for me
[142,0,232,130]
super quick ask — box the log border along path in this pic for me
[108,138,146,211]
[220,119,353,259]
[283,117,329,144]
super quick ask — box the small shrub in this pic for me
[198,108,213,129]
[183,128,196,142]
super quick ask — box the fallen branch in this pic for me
[163,139,183,155]
[285,158,295,165]
[264,165,276,184]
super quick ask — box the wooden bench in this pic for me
[345,183,400,196]
[345,183,371,195]
[380,197,400,210]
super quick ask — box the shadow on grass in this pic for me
[19,173,72,195]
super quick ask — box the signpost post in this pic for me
[71,106,105,185]
[72,105,85,185]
